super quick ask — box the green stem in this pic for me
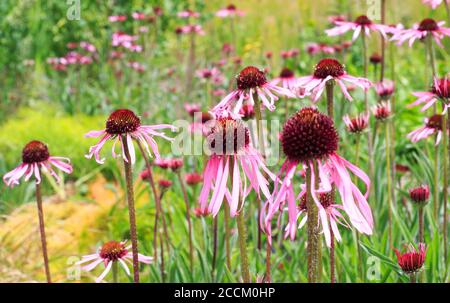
[354,135,363,281]
[36,180,52,283]
[418,206,424,244]
[380,0,386,82]
[385,121,393,249]
[233,158,250,283]
[426,35,439,221]
[121,135,140,283]
[444,110,449,266]
[177,171,194,273]
[212,216,218,281]
[330,227,336,283]
[224,204,232,270]
[362,34,375,202]
[326,81,334,119]
[253,93,269,279]
[112,261,118,283]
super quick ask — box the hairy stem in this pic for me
[35,181,52,283]
[306,161,319,282]
[122,136,140,283]
[330,227,336,283]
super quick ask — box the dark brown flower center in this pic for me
[418,18,438,31]
[313,58,345,79]
[299,192,334,210]
[281,108,338,162]
[22,140,50,163]
[207,118,250,154]
[355,15,372,26]
[279,67,294,79]
[431,78,450,99]
[106,109,141,135]
[99,241,128,261]
[227,4,237,10]
[426,114,443,129]
[236,66,267,90]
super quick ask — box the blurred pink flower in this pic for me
[343,113,369,134]
[126,61,145,72]
[409,77,450,113]
[422,0,448,9]
[109,15,127,22]
[216,4,245,18]
[407,114,445,145]
[177,10,200,18]
[185,172,203,185]
[79,41,96,53]
[375,79,395,100]
[390,19,450,47]
[184,103,201,116]
[281,48,299,59]
[178,24,205,35]
[372,101,392,120]
[326,15,390,41]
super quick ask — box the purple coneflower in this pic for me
[77,241,153,283]
[216,4,245,17]
[409,77,450,114]
[407,114,445,145]
[177,9,200,18]
[3,141,73,187]
[213,66,295,116]
[375,79,395,100]
[343,113,369,134]
[390,19,450,47]
[394,243,427,282]
[263,108,373,244]
[85,109,176,164]
[325,15,390,41]
[199,117,274,217]
[297,58,371,102]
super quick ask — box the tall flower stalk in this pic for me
[84,108,175,283]
[306,160,320,282]
[425,35,441,222]
[35,179,52,283]
[121,135,140,283]
[362,34,375,198]
[3,140,74,283]
[175,168,194,272]
[253,94,271,280]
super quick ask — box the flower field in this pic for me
[0,0,449,283]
